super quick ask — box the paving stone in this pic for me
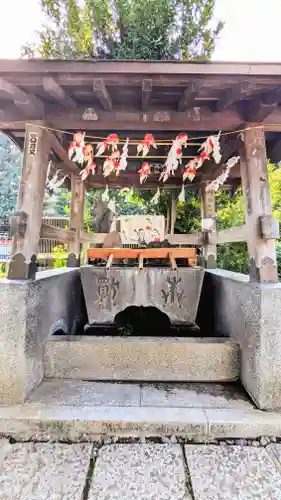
[141,383,254,409]
[26,379,141,407]
[89,444,186,500]
[0,443,92,500]
[185,445,281,499]
[268,444,281,465]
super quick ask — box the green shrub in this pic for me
[52,244,67,268]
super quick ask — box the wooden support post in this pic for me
[200,184,217,268]
[9,124,50,279]
[170,191,177,235]
[68,175,85,266]
[239,126,278,283]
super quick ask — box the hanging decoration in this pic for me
[46,170,68,192]
[138,162,151,184]
[80,143,96,181]
[198,133,221,167]
[151,187,161,205]
[178,184,186,203]
[101,185,110,203]
[160,133,188,182]
[103,150,121,177]
[119,138,129,172]
[206,156,240,192]
[68,131,85,164]
[96,133,119,157]
[137,134,157,157]
[183,159,198,182]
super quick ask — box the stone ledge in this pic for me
[44,336,240,382]
[0,406,281,442]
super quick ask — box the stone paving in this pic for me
[2,440,281,499]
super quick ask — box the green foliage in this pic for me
[0,134,21,220]
[44,188,70,217]
[52,244,67,268]
[22,0,223,61]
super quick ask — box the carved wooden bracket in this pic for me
[259,215,280,240]
[10,211,28,237]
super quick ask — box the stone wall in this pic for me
[205,269,281,411]
[0,268,86,405]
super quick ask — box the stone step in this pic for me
[44,336,240,382]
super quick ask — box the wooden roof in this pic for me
[1,59,281,189]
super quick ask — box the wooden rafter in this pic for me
[48,129,80,175]
[215,82,255,112]
[43,76,77,108]
[0,77,44,116]
[93,78,112,111]
[178,83,199,111]
[142,79,152,111]
[244,86,281,122]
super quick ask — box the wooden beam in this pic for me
[142,79,152,111]
[239,126,278,283]
[93,78,112,111]
[40,223,75,242]
[0,106,245,131]
[165,233,203,246]
[43,76,77,109]
[210,225,247,245]
[170,191,177,235]
[68,175,85,259]
[215,82,254,112]
[0,77,44,116]
[244,87,281,122]
[48,130,80,175]
[178,83,198,111]
[80,231,107,244]
[200,184,217,268]
[2,59,281,77]
[11,124,50,264]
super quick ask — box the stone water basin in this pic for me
[80,265,204,325]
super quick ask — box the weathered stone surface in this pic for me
[206,408,281,439]
[0,443,92,500]
[27,379,141,407]
[205,269,281,410]
[89,444,186,500]
[80,265,204,324]
[0,268,86,405]
[185,445,281,499]
[141,383,254,409]
[44,336,240,382]
[0,405,207,441]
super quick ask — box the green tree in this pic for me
[0,134,22,221]
[22,0,223,60]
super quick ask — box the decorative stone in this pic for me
[88,444,186,500]
[185,445,281,499]
[259,215,280,240]
[28,253,38,280]
[0,443,92,500]
[80,265,204,324]
[67,252,80,267]
[7,253,28,280]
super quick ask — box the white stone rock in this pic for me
[0,443,93,500]
[185,445,281,499]
[88,444,186,500]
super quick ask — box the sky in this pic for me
[0,0,280,61]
